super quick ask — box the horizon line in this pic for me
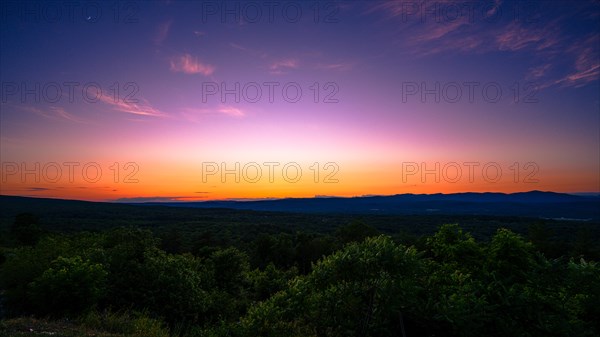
[2,190,599,204]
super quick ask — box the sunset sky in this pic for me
[1,0,599,202]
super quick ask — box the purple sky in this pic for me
[1,0,598,201]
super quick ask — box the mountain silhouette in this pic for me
[135,191,600,220]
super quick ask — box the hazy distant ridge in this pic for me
[135,191,600,220]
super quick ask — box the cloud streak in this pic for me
[9,104,89,123]
[180,105,245,121]
[369,0,598,89]
[269,59,299,74]
[98,94,167,118]
[48,106,89,123]
[217,105,244,117]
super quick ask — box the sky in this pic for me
[0,0,599,202]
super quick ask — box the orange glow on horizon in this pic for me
[1,159,597,202]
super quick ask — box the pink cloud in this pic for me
[555,35,600,87]
[495,23,557,52]
[527,64,552,80]
[370,1,558,56]
[217,106,244,117]
[170,53,215,76]
[556,64,600,87]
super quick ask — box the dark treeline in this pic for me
[1,211,599,336]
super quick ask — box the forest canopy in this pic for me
[1,214,598,337]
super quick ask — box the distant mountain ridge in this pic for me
[135,191,600,220]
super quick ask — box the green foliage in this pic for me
[566,258,600,333]
[246,263,297,302]
[130,250,208,326]
[100,227,162,309]
[252,233,296,269]
[572,228,600,259]
[335,219,379,244]
[160,228,184,254]
[0,236,71,315]
[486,228,536,283]
[28,256,107,316]
[426,224,483,268]
[242,235,424,337]
[91,228,209,326]
[1,220,598,337]
[207,247,249,293]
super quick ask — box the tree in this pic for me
[486,228,536,283]
[208,247,249,294]
[159,228,183,254]
[137,250,208,326]
[28,256,107,316]
[335,220,379,244]
[0,236,70,315]
[242,236,425,337]
[426,224,483,269]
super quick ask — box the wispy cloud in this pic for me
[527,64,552,80]
[269,59,299,74]
[98,94,167,117]
[556,64,600,88]
[154,20,172,45]
[368,0,560,56]
[170,53,215,76]
[9,104,89,123]
[315,62,355,71]
[230,43,351,74]
[369,0,598,89]
[495,22,558,52]
[217,105,244,117]
[555,35,600,87]
[180,105,245,121]
[48,106,89,123]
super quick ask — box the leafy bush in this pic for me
[242,235,424,337]
[28,256,107,316]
